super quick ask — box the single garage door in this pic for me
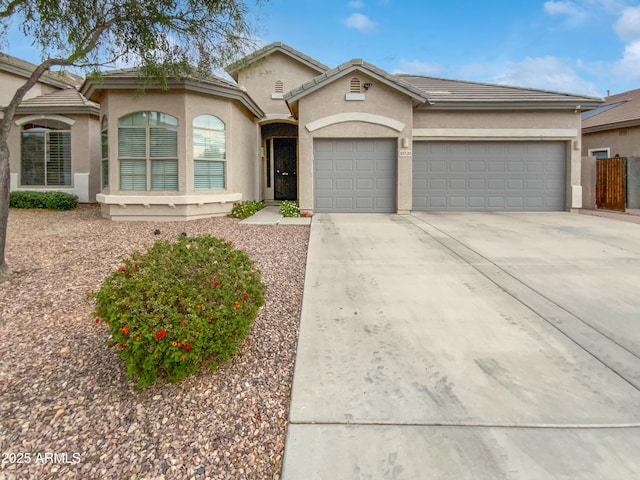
[314,139,396,212]
[412,141,566,211]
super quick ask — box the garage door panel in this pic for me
[469,197,486,208]
[469,179,485,190]
[314,139,396,213]
[413,141,565,211]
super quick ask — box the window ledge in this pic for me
[97,192,242,206]
[345,93,365,101]
[271,93,284,99]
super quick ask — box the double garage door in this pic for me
[313,139,566,212]
[413,141,567,211]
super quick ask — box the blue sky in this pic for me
[5,0,640,98]
[249,0,640,98]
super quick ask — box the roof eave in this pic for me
[0,63,72,89]
[16,105,100,117]
[582,119,640,134]
[418,100,603,111]
[226,43,329,80]
[284,64,428,105]
[81,76,264,119]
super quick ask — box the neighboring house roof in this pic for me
[284,59,429,109]
[398,74,603,110]
[581,88,640,133]
[226,42,329,81]
[0,52,83,89]
[17,88,100,116]
[80,69,265,119]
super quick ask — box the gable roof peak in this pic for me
[225,42,329,80]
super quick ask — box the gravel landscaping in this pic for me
[0,205,310,480]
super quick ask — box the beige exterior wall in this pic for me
[236,52,322,116]
[0,70,60,105]
[413,109,583,210]
[296,72,414,213]
[9,112,99,202]
[413,110,580,129]
[582,126,640,158]
[97,89,259,220]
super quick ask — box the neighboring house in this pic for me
[581,88,640,158]
[9,43,604,220]
[1,53,101,203]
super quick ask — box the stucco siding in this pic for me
[236,51,322,116]
[296,73,414,213]
[97,88,259,219]
[413,110,581,130]
[582,127,640,158]
[0,70,60,105]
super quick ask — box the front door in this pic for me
[274,138,297,201]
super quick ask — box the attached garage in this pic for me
[314,139,396,213]
[412,141,567,211]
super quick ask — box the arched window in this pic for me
[20,118,71,186]
[101,115,109,188]
[118,111,178,191]
[193,114,226,190]
[349,77,361,94]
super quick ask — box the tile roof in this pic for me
[226,42,329,80]
[17,88,99,115]
[398,74,603,110]
[0,52,83,88]
[80,68,264,119]
[581,88,640,132]
[285,59,428,105]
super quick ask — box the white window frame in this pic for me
[588,148,611,159]
[193,114,226,190]
[19,118,72,187]
[117,111,179,191]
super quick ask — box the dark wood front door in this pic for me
[274,138,297,201]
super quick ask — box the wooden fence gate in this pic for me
[597,157,627,212]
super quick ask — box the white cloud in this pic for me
[345,13,377,32]
[543,1,589,22]
[616,40,640,80]
[348,1,364,8]
[613,6,640,42]
[494,56,599,96]
[395,59,448,76]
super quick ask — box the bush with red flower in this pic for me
[91,234,265,388]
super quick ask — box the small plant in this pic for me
[279,200,300,217]
[228,200,265,219]
[9,191,78,210]
[91,234,265,388]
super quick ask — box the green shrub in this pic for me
[279,200,300,217]
[9,190,78,210]
[44,191,78,210]
[228,200,265,219]
[91,234,265,388]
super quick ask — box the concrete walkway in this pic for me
[282,212,640,479]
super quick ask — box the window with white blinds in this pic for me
[20,119,72,187]
[118,112,178,191]
[193,114,225,190]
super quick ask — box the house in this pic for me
[581,88,640,210]
[581,88,640,159]
[8,43,604,219]
[1,53,101,203]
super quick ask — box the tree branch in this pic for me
[0,0,28,19]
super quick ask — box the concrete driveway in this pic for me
[281,212,640,479]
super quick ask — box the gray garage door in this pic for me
[412,141,566,211]
[314,139,396,212]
